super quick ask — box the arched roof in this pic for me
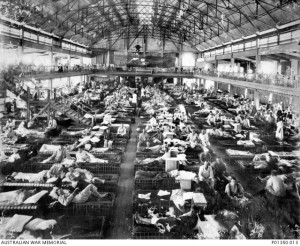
[1,0,300,50]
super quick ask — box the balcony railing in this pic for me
[3,64,196,77]
[194,70,300,89]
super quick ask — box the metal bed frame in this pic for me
[22,161,121,175]
[132,190,172,214]
[0,193,115,217]
[1,174,119,192]
[134,175,180,190]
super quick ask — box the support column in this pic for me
[161,38,165,58]
[26,86,30,123]
[215,60,219,74]
[200,78,204,87]
[107,30,112,66]
[230,58,235,73]
[47,89,51,124]
[237,62,241,73]
[106,51,110,66]
[254,90,260,110]
[196,78,200,89]
[291,59,299,78]
[66,54,71,68]
[289,97,293,107]
[277,61,282,74]
[228,84,231,92]
[143,37,147,57]
[18,27,24,64]
[178,43,183,68]
[174,78,178,85]
[256,37,261,74]
[67,77,71,87]
[108,51,114,65]
[268,93,273,103]
[80,56,83,66]
[203,79,207,89]
[50,79,53,91]
[125,25,130,62]
[215,81,219,90]
[256,55,261,74]
[49,51,54,67]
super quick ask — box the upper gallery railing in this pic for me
[194,70,300,89]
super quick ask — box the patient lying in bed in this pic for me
[41,144,74,164]
[15,121,45,138]
[8,170,49,183]
[0,189,45,206]
[76,146,108,163]
[49,183,108,206]
[64,167,105,186]
[0,214,57,239]
[8,164,68,183]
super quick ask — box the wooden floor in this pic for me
[106,117,139,239]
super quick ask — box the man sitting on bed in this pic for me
[186,129,199,149]
[148,115,157,126]
[117,124,127,137]
[206,111,216,126]
[225,177,244,199]
[49,182,107,207]
[199,130,210,147]
[43,144,71,164]
[137,129,150,148]
[103,128,113,149]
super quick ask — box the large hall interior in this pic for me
[0,0,300,240]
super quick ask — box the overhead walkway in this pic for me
[194,74,300,97]
[19,69,300,98]
[20,70,195,81]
